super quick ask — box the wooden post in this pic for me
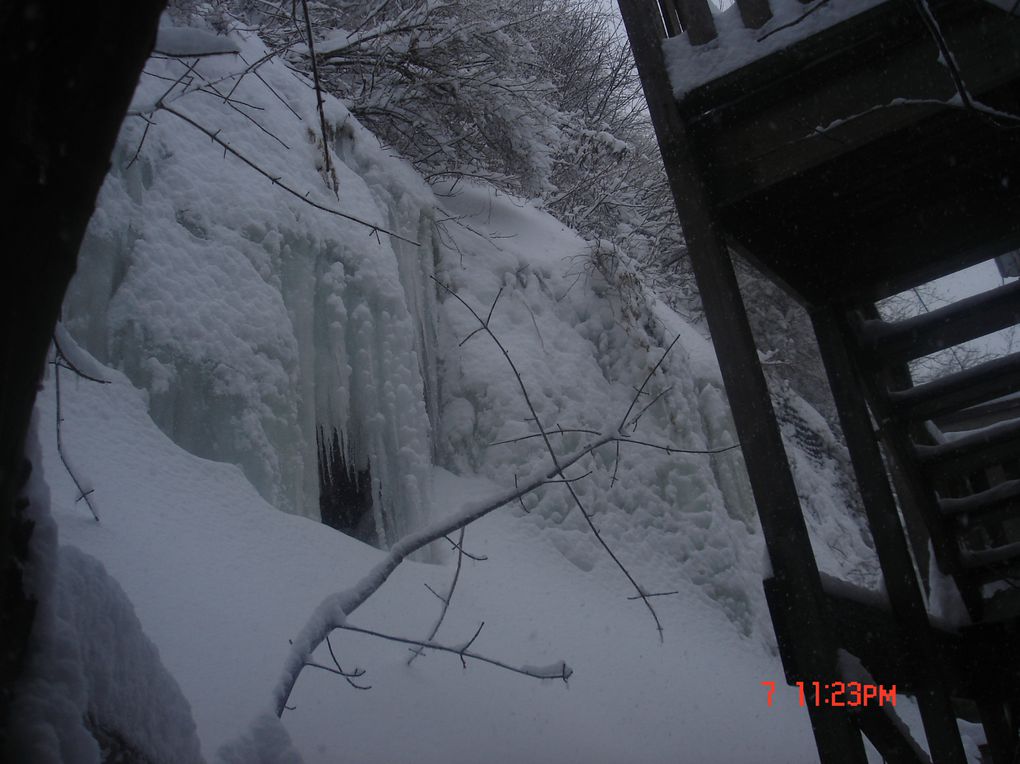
[675,0,717,45]
[617,1,866,760]
[811,307,968,764]
[736,0,772,30]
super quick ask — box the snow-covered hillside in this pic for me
[16,12,898,763]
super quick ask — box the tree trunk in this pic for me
[0,0,166,740]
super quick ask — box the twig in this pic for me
[444,534,488,561]
[324,633,371,690]
[757,0,831,43]
[488,428,600,447]
[912,0,973,109]
[423,583,447,603]
[610,438,622,488]
[626,590,679,600]
[127,116,155,170]
[339,622,572,682]
[52,333,111,385]
[514,474,530,514]
[626,386,673,432]
[272,289,740,712]
[274,423,614,715]
[618,334,683,435]
[300,0,339,195]
[52,344,100,522]
[434,277,667,639]
[408,526,470,665]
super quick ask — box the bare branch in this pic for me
[409,526,469,665]
[325,633,371,690]
[127,116,155,170]
[617,334,682,435]
[52,333,111,385]
[338,622,572,683]
[443,534,488,561]
[433,276,667,639]
[155,104,420,246]
[514,474,530,514]
[626,386,672,432]
[626,590,679,600]
[274,420,614,714]
[300,0,339,195]
[488,428,600,447]
[757,0,831,43]
[51,345,100,522]
[272,283,735,713]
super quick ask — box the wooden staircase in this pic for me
[617,0,1020,761]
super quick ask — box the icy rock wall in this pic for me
[62,27,436,542]
[433,184,877,635]
[433,185,770,635]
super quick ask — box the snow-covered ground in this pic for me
[33,354,821,763]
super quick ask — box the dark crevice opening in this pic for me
[317,426,377,546]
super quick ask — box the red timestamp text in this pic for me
[761,681,896,707]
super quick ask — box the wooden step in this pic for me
[887,352,1020,423]
[959,541,1020,575]
[939,479,1020,521]
[855,279,1020,367]
[915,416,1020,480]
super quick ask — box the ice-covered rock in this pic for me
[63,31,436,543]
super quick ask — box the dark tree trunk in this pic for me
[0,0,166,740]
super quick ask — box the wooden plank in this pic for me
[617,1,867,760]
[887,352,1020,424]
[675,0,716,45]
[717,103,1020,307]
[855,280,1020,368]
[975,701,1016,764]
[657,0,683,37]
[811,307,968,764]
[916,416,1020,481]
[855,705,932,764]
[939,479,1020,521]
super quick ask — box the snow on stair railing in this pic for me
[657,0,806,44]
[660,0,893,98]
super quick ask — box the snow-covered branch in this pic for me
[272,424,614,714]
[337,622,573,683]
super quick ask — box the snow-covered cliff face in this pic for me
[61,17,874,632]
[63,29,436,543]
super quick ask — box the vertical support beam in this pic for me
[811,307,968,764]
[617,2,865,760]
[675,0,717,45]
[736,0,773,30]
[977,700,1015,764]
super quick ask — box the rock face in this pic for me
[63,31,437,545]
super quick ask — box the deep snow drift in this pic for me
[35,350,826,762]
[20,13,917,763]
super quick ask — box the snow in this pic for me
[664,0,889,97]
[34,14,904,763]
[7,422,202,764]
[33,351,823,763]
[155,26,240,57]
